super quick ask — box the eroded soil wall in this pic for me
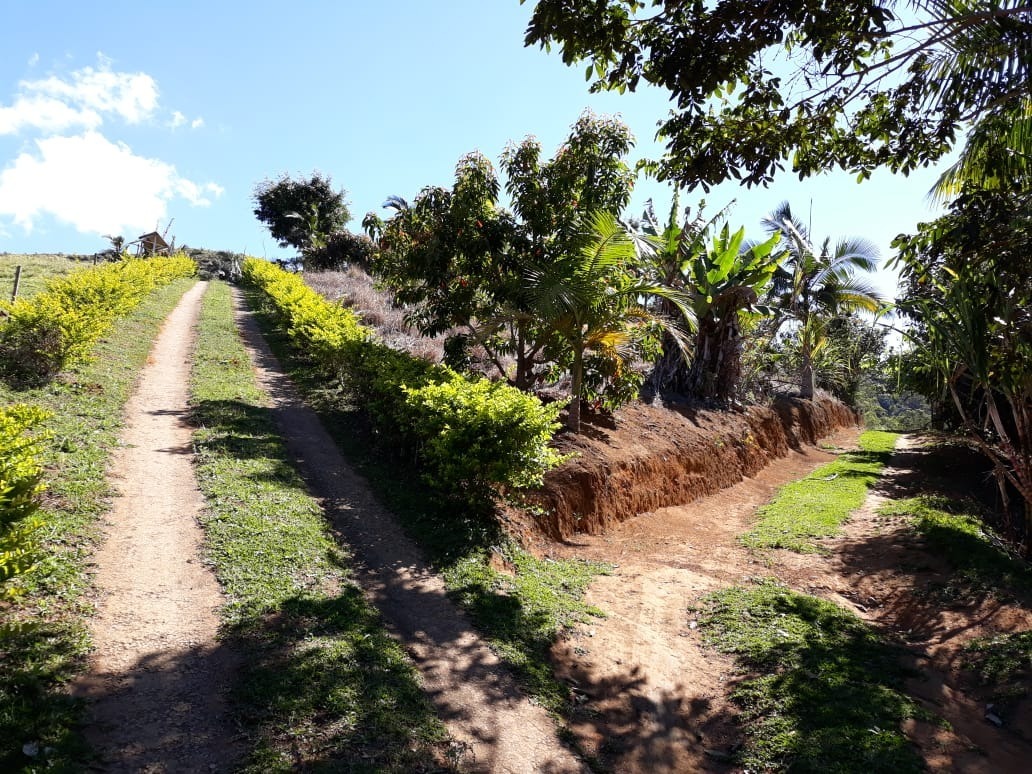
[532,396,858,539]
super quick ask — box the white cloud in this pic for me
[0,131,223,236]
[0,58,159,135]
[27,53,39,67]
[169,111,205,131]
[0,95,101,134]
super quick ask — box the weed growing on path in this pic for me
[742,430,898,552]
[191,281,452,771]
[0,279,195,772]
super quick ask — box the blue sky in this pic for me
[0,1,955,298]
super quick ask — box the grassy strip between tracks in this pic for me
[190,280,455,772]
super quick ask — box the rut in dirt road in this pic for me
[71,281,241,773]
[231,287,586,774]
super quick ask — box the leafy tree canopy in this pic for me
[523,0,1032,189]
[253,171,351,252]
[364,112,640,392]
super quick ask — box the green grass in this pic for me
[0,278,195,773]
[0,254,84,302]
[698,580,928,773]
[963,631,1032,706]
[244,288,610,719]
[742,430,898,552]
[190,281,453,772]
[877,495,1032,600]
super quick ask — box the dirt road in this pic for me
[71,281,241,772]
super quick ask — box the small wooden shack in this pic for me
[132,231,172,257]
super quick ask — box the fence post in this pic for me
[10,264,21,303]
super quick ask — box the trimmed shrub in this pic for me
[242,257,564,502]
[0,404,50,597]
[0,255,195,385]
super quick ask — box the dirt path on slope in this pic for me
[546,431,857,772]
[231,288,585,774]
[551,434,1032,773]
[775,435,1032,773]
[71,281,242,772]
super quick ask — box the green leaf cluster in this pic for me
[524,0,1030,190]
[0,404,51,597]
[252,171,351,254]
[0,255,196,386]
[242,258,564,503]
[365,113,657,421]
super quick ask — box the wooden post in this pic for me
[10,265,21,303]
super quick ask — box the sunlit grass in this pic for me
[0,254,84,302]
[698,580,928,772]
[742,431,898,552]
[191,281,452,771]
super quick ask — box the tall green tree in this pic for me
[253,171,351,254]
[524,0,1032,189]
[365,112,641,396]
[762,202,883,399]
[894,186,1032,551]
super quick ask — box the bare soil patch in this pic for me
[70,281,242,773]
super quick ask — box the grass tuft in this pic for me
[699,580,927,773]
[742,430,898,552]
[963,631,1032,706]
[191,281,452,771]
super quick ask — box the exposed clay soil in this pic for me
[526,425,1032,773]
[529,396,858,539]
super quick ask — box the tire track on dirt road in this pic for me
[232,287,585,774]
[71,281,242,773]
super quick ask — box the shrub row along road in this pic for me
[73,280,583,773]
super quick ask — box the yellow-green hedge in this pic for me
[0,404,50,597]
[242,258,564,502]
[0,255,195,385]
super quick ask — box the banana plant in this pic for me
[639,197,781,404]
[681,223,782,403]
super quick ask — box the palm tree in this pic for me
[932,98,1032,201]
[527,210,691,431]
[762,202,883,399]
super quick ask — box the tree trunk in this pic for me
[686,313,742,405]
[565,344,584,432]
[800,337,815,399]
[646,330,691,395]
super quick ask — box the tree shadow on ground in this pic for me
[191,398,315,490]
[0,620,88,772]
